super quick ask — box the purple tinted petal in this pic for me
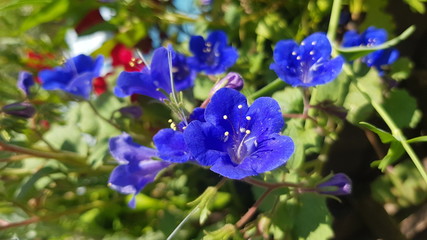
[109,133,158,164]
[69,54,101,74]
[17,71,35,95]
[318,173,352,195]
[153,128,191,163]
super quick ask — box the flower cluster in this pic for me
[270,33,344,87]
[342,26,399,75]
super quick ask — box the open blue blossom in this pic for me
[270,33,344,87]
[188,30,238,75]
[39,54,103,99]
[342,27,399,75]
[183,88,294,179]
[108,133,170,208]
[114,46,195,101]
[17,71,35,95]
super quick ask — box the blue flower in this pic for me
[39,54,103,99]
[17,71,35,95]
[342,27,399,75]
[188,30,238,75]
[270,33,344,87]
[317,173,352,196]
[114,46,195,101]
[108,133,170,208]
[183,88,294,179]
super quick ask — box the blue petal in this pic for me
[39,68,73,90]
[114,70,166,100]
[299,33,332,66]
[361,27,387,46]
[210,134,294,179]
[153,128,191,163]
[150,47,172,93]
[304,55,344,87]
[189,35,206,63]
[207,30,228,47]
[17,71,34,95]
[273,40,298,63]
[69,54,103,75]
[342,30,361,47]
[204,88,248,133]
[183,121,227,166]
[245,97,284,137]
[109,133,158,164]
[65,72,94,99]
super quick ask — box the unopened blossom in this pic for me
[270,33,344,87]
[17,71,35,95]
[317,173,352,196]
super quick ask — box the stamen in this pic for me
[240,127,246,133]
[246,116,251,120]
[301,41,306,46]
[292,51,297,55]
[296,56,301,60]
[224,131,229,136]
[170,122,177,130]
[168,119,173,123]
[129,62,135,67]
[310,51,315,55]
[245,129,251,134]
[131,57,136,61]
[223,115,228,120]
[238,105,243,109]
[311,41,317,45]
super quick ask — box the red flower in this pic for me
[26,51,55,71]
[93,76,108,95]
[75,9,104,35]
[111,43,144,72]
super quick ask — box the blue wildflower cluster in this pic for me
[342,27,399,75]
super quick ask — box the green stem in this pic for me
[343,64,427,185]
[87,101,122,131]
[327,0,342,42]
[0,140,86,167]
[249,79,285,100]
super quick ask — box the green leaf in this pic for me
[15,166,57,202]
[20,0,69,32]
[407,136,427,143]
[390,57,413,81]
[0,0,51,13]
[193,75,214,101]
[377,141,405,171]
[314,72,350,106]
[344,68,383,123]
[224,4,241,30]
[404,0,426,13]
[272,87,303,114]
[383,89,422,129]
[359,122,395,143]
[87,137,109,168]
[336,26,415,61]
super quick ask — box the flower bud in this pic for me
[2,102,36,118]
[209,72,244,97]
[317,173,352,196]
[17,71,35,95]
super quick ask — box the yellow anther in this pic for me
[131,57,136,61]
[245,130,251,134]
[170,122,177,130]
[129,62,135,67]
[168,119,173,123]
[223,115,228,120]
[224,131,229,136]
[137,59,143,64]
[246,116,251,120]
[238,105,243,109]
